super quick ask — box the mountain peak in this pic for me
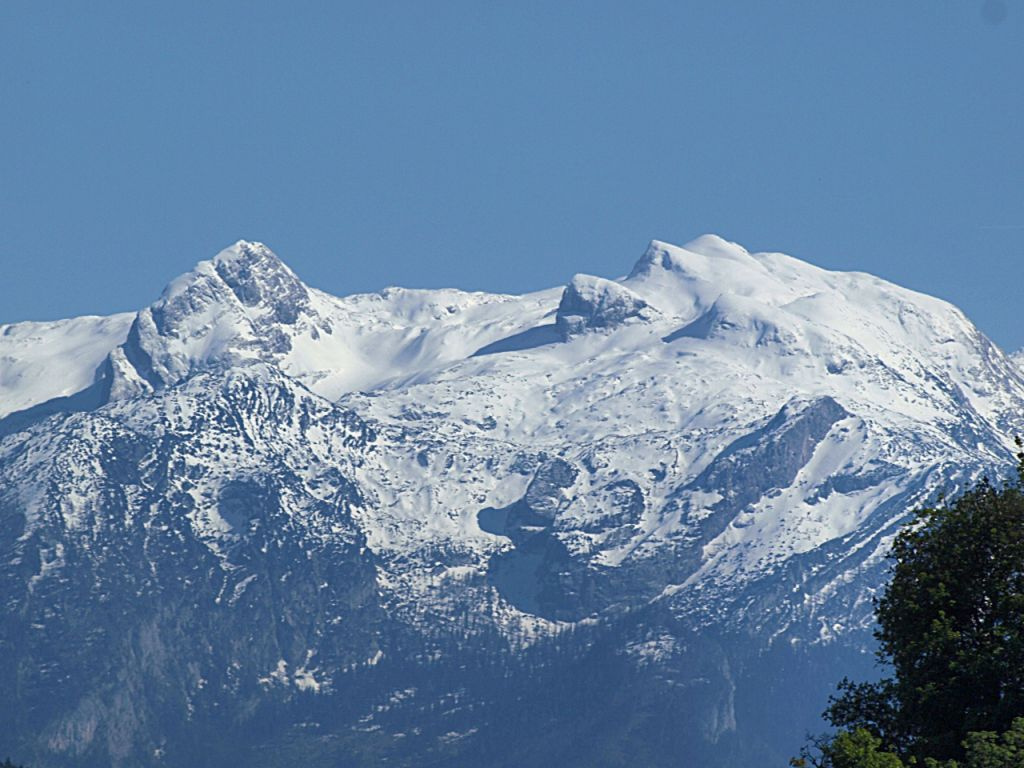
[101,241,320,399]
[211,240,291,280]
[210,241,308,324]
[682,233,748,255]
[213,239,275,265]
[629,240,678,277]
[630,235,752,278]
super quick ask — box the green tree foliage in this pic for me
[791,729,904,767]
[809,447,1024,766]
[957,716,1024,767]
[925,717,1024,767]
[795,719,1024,768]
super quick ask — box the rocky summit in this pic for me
[3,236,1024,767]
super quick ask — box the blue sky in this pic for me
[2,1,1023,349]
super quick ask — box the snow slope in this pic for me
[0,313,133,419]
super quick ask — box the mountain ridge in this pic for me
[2,235,1023,767]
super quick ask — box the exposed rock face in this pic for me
[212,241,311,324]
[555,274,650,338]
[2,235,1024,767]
[0,368,384,766]
[108,242,324,397]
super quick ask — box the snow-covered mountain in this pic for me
[2,236,1022,767]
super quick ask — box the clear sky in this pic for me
[2,1,1023,350]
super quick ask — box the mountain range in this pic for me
[3,236,1022,767]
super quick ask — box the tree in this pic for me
[823,447,1024,764]
[791,729,904,768]
[955,716,1024,768]
[925,717,1024,768]
[795,718,1024,768]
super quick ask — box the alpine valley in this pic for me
[3,236,1023,767]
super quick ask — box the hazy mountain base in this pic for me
[237,627,874,768]
[2,609,877,768]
